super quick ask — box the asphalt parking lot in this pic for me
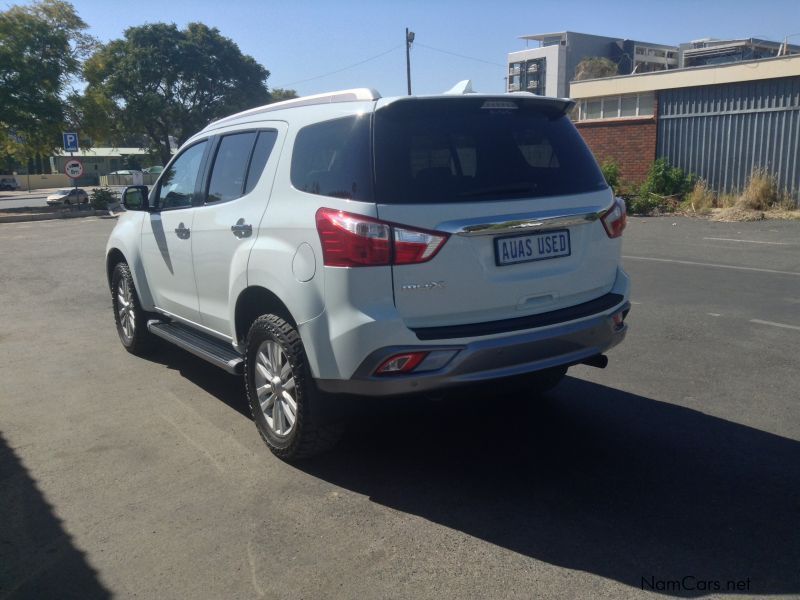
[1,215,798,599]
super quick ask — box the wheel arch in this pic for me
[234,286,298,346]
[106,248,127,288]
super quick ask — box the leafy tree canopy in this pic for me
[268,88,299,103]
[0,0,94,161]
[81,22,271,165]
[574,57,619,81]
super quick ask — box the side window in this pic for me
[244,130,278,195]
[290,115,372,200]
[158,141,208,209]
[207,132,257,203]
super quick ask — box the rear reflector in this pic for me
[600,197,627,239]
[375,352,429,375]
[316,208,449,267]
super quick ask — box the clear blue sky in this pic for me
[58,0,800,97]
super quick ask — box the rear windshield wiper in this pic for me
[457,185,536,199]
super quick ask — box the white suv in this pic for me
[106,86,630,460]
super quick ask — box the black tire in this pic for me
[244,315,343,461]
[110,261,157,356]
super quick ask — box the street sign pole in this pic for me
[63,132,80,209]
[71,150,77,210]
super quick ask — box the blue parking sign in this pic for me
[63,132,79,152]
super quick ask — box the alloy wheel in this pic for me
[117,277,135,342]
[254,340,297,436]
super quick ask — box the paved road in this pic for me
[1,216,798,599]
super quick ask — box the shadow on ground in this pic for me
[0,432,110,599]
[299,377,800,597]
[147,344,800,597]
[149,343,250,419]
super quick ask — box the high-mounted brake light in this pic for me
[316,208,449,267]
[600,197,627,239]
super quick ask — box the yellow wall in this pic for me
[569,55,800,99]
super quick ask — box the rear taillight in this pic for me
[600,197,627,239]
[316,208,449,267]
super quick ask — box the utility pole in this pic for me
[406,28,415,95]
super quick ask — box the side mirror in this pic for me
[122,185,150,211]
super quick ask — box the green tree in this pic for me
[0,0,94,168]
[268,88,299,103]
[574,57,618,81]
[81,23,271,165]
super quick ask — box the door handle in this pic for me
[174,223,190,239]
[231,218,253,239]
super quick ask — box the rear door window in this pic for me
[205,130,279,203]
[244,131,278,194]
[374,98,607,204]
[207,132,257,203]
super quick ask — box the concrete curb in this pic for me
[0,209,116,224]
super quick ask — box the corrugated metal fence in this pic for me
[657,76,800,202]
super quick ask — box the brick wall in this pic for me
[576,115,658,185]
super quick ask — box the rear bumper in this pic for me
[316,299,629,397]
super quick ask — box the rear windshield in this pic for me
[373,98,607,204]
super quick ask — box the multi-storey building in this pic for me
[507,31,677,97]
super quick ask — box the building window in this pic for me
[602,97,620,119]
[578,93,654,121]
[620,95,638,117]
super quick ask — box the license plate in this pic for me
[494,229,571,266]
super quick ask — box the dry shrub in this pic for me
[718,193,738,208]
[684,179,716,213]
[737,168,780,210]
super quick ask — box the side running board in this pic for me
[147,320,243,375]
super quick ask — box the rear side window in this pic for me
[374,99,607,204]
[207,132,257,203]
[290,115,372,201]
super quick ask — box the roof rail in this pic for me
[206,88,381,130]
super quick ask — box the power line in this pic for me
[414,43,505,68]
[273,45,403,88]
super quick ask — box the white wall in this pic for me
[6,174,73,191]
[507,44,564,97]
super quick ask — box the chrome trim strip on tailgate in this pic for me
[438,198,615,237]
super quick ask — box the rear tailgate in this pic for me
[378,190,619,328]
[373,96,620,329]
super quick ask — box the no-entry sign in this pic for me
[65,159,84,179]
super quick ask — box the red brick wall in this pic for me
[576,115,657,185]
